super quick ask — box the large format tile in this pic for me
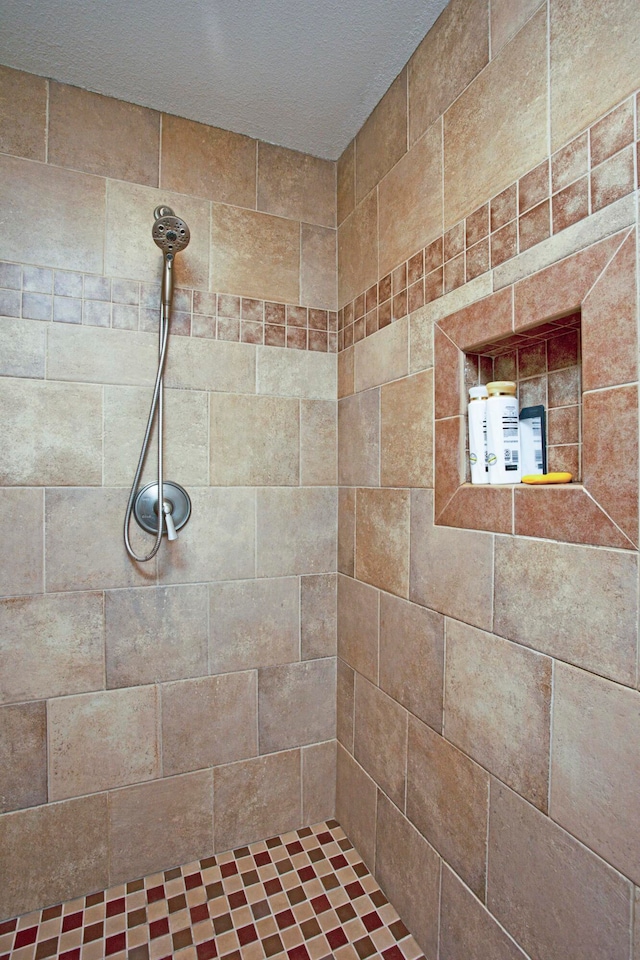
[381,370,433,487]
[338,488,355,576]
[0,701,47,813]
[210,394,299,485]
[300,223,337,310]
[335,744,377,871]
[337,139,355,226]
[164,335,256,393]
[47,324,157,387]
[354,315,409,392]
[0,316,46,379]
[338,190,377,307]
[0,488,43,597]
[356,70,407,203]
[490,0,544,56]
[258,143,335,227]
[354,675,407,809]
[301,573,337,660]
[258,658,336,753]
[338,389,380,487]
[337,574,378,684]
[256,487,336,577]
[356,488,410,597]
[256,345,336,400]
[337,658,355,751]
[300,400,337,487]
[0,65,46,161]
[302,740,336,824]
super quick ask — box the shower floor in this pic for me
[0,819,425,960]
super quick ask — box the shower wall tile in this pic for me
[165,336,256,393]
[256,487,336,577]
[302,739,337,824]
[213,749,302,851]
[0,378,102,486]
[0,155,105,273]
[300,223,337,311]
[0,592,104,704]
[48,82,160,185]
[258,142,336,227]
[355,488,410,598]
[0,701,47,813]
[161,113,256,208]
[337,139,355,226]
[354,315,409,392]
[380,369,433,487]
[353,674,407,809]
[337,658,355,751]
[256,345,336,399]
[338,389,380,487]
[47,324,157,385]
[301,573,337,660]
[0,317,46,378]
[0,65,46,161]
[210,393,299,485]
[490,0,543,58]
[338,487,355,576]
[258,658,336,753]
[48,685,160,800]
[337,574,378,684]
[105,584,209,688]
[209,577,300,674]
[0,488,43,598]
[355,69,407,204]
[161,671,258,776]
[335,744,377,871]
[338,188,378,307]
[300,398,337,487]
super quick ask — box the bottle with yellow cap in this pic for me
[486,381,521,484]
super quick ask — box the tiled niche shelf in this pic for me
[434,228,638,550]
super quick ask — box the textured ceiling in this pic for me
[0,0,449,160]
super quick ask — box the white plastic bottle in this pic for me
[468,386,489,484]
[486,381,521,483]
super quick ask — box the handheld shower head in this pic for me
[152,207,190,255]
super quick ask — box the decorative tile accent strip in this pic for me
[338,91,639,352]
[0,820,425,960]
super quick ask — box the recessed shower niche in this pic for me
[433,228,638,549]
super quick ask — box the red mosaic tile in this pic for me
[238,922,258,945]
[0,920,16,936]
[327,926,349,949]
[149,917,170,939]
[197,941,218,960]
[106,931,126,954]
[288,945,311,960]
[276,909,296,929]
[106,896,126,917]
[62,911,83,932]
[147,884,165,902]
[15,927,38,948]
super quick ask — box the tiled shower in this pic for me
[1,1,640,958]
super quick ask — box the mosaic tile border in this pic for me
[0,820,425,960]
[338,92,640,351]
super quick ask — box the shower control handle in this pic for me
[163,501,178,541]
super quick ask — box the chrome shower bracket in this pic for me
[133,481,191,540]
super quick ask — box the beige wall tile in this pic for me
[256,487,336,577]
[490,0,544,58]
[302,740,336,824]
[0,317,46,379]
[109,771,213,884]
[337,140,355,226]
[444,8,548,227]
[379,121,442,276]
[209,577,299,674]
[356,70,407,203]
[0,702,47,813]
[300,223,337,310]
[214,750,301,851]
[551,663,640,885]
[445,619,552,810]
[211,202,300,303]
[494,536,637,686]
[162,671,257,776]
[376,791,440,957]
[49,82,159,185]
[300,399,337,487]
[301,573,337,660]
[105,584,208,688]
[407,717,488,897]
[49,686,159,800]
[0,592,103,704]
[0,378,102,485]
[381,370,433,487]
[356,488,410,598]
[0,155,104,272]
[379,593,444,732]
[0,794,108,921]
[105,179,209,289]
[210,394,299,485]
[258,143,335,227]
[338,189,378,307]
[0,488,43,597]
[338,488,355,577]
[410,489,494,632]
[335,744,377,870]
[488,782,632,960]
[354,315,409,392]
[337,658,355,751]
[0,65,46,160]
[47,325,157,387]
[354,674,407,808]
[409,0,489,145]
[337,574,378,684]
[410,306,434,373]
[338,344,354,398]
[256,346,336,400]
[164,336,256,394]
[161,113,256,207]
[338,389,380,487]
[259,658,336,753]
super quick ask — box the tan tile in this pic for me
[356,70,407,203]
[445,619,552,810]
[338,488,355,577]
[409,0,488,145]
[337,140,355,226]
[490,0,544,56]
[337,574,378,684]
[301,399,337,486]
[209,577,299,674]
[109,771,213,884]
[49,686,159,799]
[161,113,255,207]
[354,675,407,808]
[379,594,444,732]
[256,487,336,577]
[335,744,377,870]
[214,750,301,851]
[0,64,46,160]
[409,305,434,374]
[518,198,550,251]
[488,781,632,960]
[0,592,103,703]
[210,394,299,486]
[47,324,157,386]
[550,0,640,150]
[591,145,635,212]
[337,658,355,751]
[302,740,336,824]
[552,132,589,193]
[301,574,337,660]
[256,345,335,400]
[258,143,335,227]
[338,345,354,399]
[49,82,159,184]
[410,489,493,631]
[354,315,409,391]
[0,702,47,813]
[376,791,440,957]
[338,388,380,487]
[356,488,410,598]
[380,370,433,487]
[407,718,488,897]
[0,316,46,380]
[164,335,256,394]
[0,794,108,920]
[338,190,378,307]
[300,224,337,310]
[163,672,257,776]
[514,485,630,549]
[0,488,43,598]
[438,286,513,349]
[444,8,547,227]
[259,659,336,753]
[0,155,105,272]
[437,485,513,535]
[552,176,589,233]
[433,415,465,520]
[379,121,442,277]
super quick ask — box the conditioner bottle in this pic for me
[486,381,521,483]
[468,386,489,484]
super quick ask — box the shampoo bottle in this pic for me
[468,386,489,484]
[486,381,521,483]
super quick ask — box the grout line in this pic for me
[158,113,163,188]
[44,79,50,164]
[547,658,555,816]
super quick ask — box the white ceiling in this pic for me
[0,0,449,160]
